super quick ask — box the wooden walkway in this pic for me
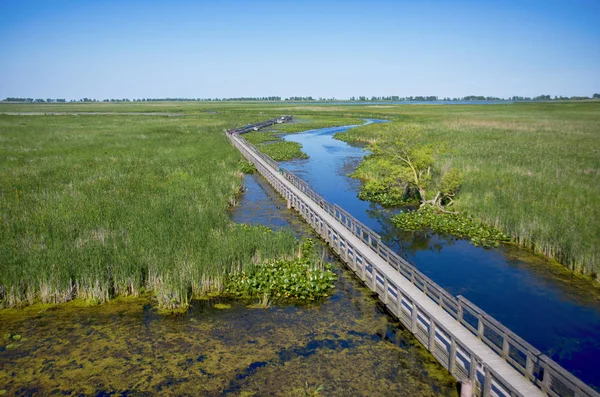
[227,121,599,397]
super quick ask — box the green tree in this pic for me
[365,124,461,212]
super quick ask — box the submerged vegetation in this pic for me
[0,267,458,396]
[391,207,511,247]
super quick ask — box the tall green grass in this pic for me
[2,101,598,287]
[334,103,600,278]
[0,114,298,309]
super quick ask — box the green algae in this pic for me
[213,303,232,310]
[0,261,457,396]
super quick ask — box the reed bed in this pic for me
[334,102,600,278]
[0,114,298,309]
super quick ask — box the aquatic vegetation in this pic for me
[224,239,336,301]
[391,207,511,247]
[0,262,458,396]
[239,160,257,174]
[258,141,308,161]
[357,188,413,207]
[243,130,309,161]
[243,131,281,144]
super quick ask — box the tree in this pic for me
[367,124,461,212]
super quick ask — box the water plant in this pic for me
[256,141,308,161]
[391,207,511,247]
[224,239,336,302]
[243,130,309,161]
[239,160,257,174]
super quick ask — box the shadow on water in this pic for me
[0,169,458,396]
[281,120,600,390]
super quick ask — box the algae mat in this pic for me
[0,266,457,396]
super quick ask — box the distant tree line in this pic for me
[3,94,600,103]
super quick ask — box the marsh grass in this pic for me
[334,103,600,277]
[0,114,299,309]
[3,101,598,294]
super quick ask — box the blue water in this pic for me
[280,121,600,389]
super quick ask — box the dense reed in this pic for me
[0,114,299,309]
[334,103,600,278]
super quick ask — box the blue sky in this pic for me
[1,0,599,99]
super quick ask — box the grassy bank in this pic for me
[334,102,600,278]
[0,113,303,310]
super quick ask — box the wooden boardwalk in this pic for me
[227,121,599,397]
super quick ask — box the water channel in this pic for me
[277,121,600,390]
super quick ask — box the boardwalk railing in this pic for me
[228,115,292,135]
[228,130,598,397]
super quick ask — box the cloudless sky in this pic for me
[1,0,599,99]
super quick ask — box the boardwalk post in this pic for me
[449,338,457,375]
[477,318,484,341]
[461,379,473,397]
[483,365,492,396]
[383,277,389,305]
[411,303,418,333]
[502,335,510,360]
[428,319,436,351]
[468,355,477,383]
